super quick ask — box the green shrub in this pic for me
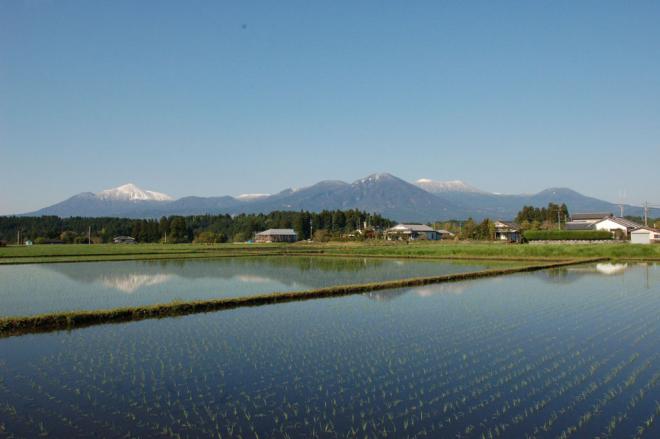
[523,230,612,241]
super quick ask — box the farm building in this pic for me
[255,229,297,243]
[494,221,521,242]
[436,229,456,240]
[385,224,441,241]
[569,212,613,224]
[113,236,137,244]
[593,217,642,237]
[630,227,660,245]
[565,214,643,238]
[566,212,614,230]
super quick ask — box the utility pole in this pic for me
[17,230,20,246]
[88,226,91,245]
[557,210,561,230]
[644,201,648,226]
[164,231,167,244]
[309,217,313,241]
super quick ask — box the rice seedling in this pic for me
[0,262,657,437]
[0,258,600,336]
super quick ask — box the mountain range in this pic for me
[20,174,657,222]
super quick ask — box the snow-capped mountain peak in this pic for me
[236,193,271,201]
[415,178,486,194]
[354,173,398,185]
[96,183,173,202]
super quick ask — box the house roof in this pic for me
[256,229,297,236]
[571,212,612,221]
[595,217,643,229]
[631,226,660,234]
[387,224,436,232]
[494,220,519,230]
[565,222,595,231]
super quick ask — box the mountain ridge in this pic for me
[20,177,658,222]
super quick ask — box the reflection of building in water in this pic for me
[595,263,628,275]
[99,273,173,293]
[414,283,469,297]
[537,263,660,287]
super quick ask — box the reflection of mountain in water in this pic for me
[366,282,471,302]
[99,273,173,293]
[43,257,488,294]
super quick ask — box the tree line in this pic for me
[0,210,394,244]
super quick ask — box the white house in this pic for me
[113,236,137,244]
[593,217,642,237]
[630,227,660,245]
[494,221,521,242]
[436,229,456,240]
[569,212,613,225]
[254,229,297,243]
[385,224,440,241]
[566,212,614,230]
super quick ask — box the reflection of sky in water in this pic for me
[0,257,503,316]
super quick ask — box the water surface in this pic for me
[0,256,507,316]
[0,262,658,438]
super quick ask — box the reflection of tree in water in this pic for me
[537,268,577,284]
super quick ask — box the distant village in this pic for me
[252,212,659,245]
[2,206,659,247]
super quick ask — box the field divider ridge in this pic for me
[0,257,606,338]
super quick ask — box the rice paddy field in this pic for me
[0,257,514,317]
[0,261,658,438]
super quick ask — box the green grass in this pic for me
[320,241,660,260]
[0,243,319,264]
[0,258,600,337]
[0,241,658,264]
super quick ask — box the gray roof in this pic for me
[388,224,435,232]
[256,229,297,236]
[571,212,612,221]
[565,222,595,231]
[495,220,520,230]
[594,217,642,229]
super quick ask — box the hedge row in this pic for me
[523,230,612,241]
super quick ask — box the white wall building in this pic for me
[630,227,660,245]
[385,224,441,241]
[593,217,642,237]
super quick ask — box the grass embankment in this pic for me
[0,243,322,265]
[0,241,659,264]
[317,241,660,260]
[0,258,602,337]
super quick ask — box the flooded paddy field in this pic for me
[0,256,512,317]
[0,262,658,438]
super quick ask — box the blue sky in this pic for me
[1,0,659,214]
